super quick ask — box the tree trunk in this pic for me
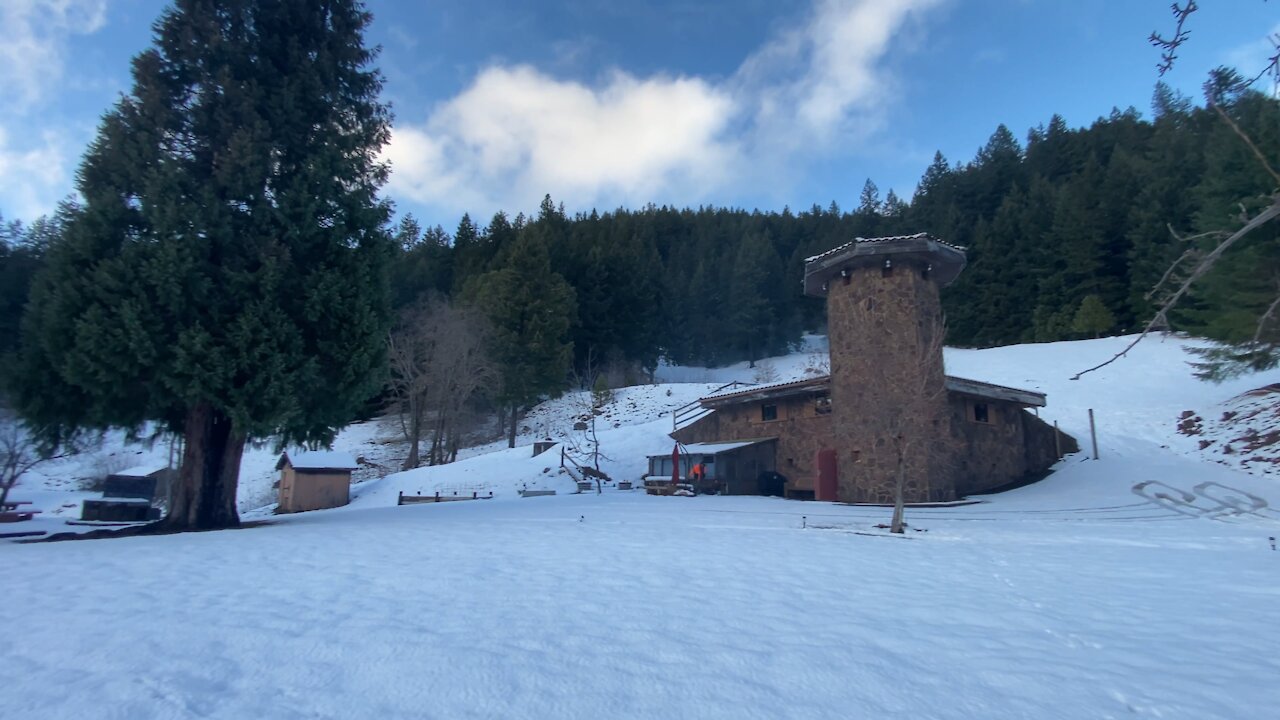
[162,403,245,531]
[402,402,422,471]
[507,404,518,448]
[890,439,906,534]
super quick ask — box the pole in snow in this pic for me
[1088,409,1099,460]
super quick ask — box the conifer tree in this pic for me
[1072,295,1116,338]
[466,231,576,447]
[13,0,393,530]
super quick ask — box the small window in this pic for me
[761,404,778,422]
[814,396,832,415]
[971,402,991,424]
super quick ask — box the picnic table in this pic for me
[0,500,41,522]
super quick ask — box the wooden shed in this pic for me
[277,451,358,513]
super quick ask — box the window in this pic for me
[761,404,778,422]
[971,402,991,424]
[814,396,832,415]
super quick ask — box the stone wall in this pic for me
[672,394,835,494]
[946,396,1080,495]
[825,258,955,503]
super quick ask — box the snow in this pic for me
[110,464,170,478]
[4,333,1280,718]
[679,439,775,454]
[281,450,359,471]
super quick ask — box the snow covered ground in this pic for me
[5,334,1280,719]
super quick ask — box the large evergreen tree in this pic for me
[13,0,393,530]
[466,230,576,447]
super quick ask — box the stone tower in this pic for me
[802,234,966,504]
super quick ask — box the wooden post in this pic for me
[1088,409,1099,460]
[1053,420,1062,459]
[397,490,403,506]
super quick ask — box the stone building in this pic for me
[670,233,1076,503]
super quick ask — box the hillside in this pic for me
[4,334,1280,719]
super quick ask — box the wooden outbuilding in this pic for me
[277,450,358,513]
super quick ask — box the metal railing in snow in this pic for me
[672,381,751,432]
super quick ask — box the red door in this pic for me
[816,449,838,502]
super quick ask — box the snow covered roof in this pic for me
[697,374,1046,408]
[647,438,777,458]
[111,464,170,478]
[277,450,359,472]
[803,233,966,264]
[945,376,1046,407]
[802,233,968,295]
[701,376,829,407]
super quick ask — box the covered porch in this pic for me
[644,439,779,496]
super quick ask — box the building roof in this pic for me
[944,376,1046,407]
[695,374,1046,408]
[701,376,829,407]
[802,233,968,295]
[648,438,777,458]
[110,464,170,478]
[277,450,360,472]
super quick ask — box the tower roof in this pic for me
[802,233,967,297]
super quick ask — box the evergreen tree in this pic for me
[1072,295,1116,338]
[466,231,576,447]
[13,0,393,530]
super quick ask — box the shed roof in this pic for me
[277,450,360,472]
[111,464,170,479]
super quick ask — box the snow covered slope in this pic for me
[5,334,1280,719]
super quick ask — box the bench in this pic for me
[0,509,41,523]
[397,490,494,505]
[81,498,158,522]
[518,489,557,498]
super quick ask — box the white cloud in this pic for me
[387,0,945,217]
[1224,23,1280,96]
[386,66,738,214]
[0,124,73,220]
[0,0,108,109]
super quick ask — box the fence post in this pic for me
[1053,420,1062,459]
[1088,409,1099,460]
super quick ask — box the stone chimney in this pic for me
[802,234,966,503]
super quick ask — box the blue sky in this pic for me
[1,1,1276,229]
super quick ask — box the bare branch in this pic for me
[1254,284,1280,344]
[1073,197,1280,380]
[1149,1,1199,76]
[1212,102,1280,187]
[1144,245,1199,302]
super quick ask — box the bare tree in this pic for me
[888,319,952,534]
[1076,2,1280,380]
[387,298,495,470]
[562,347,615,492]
[0,412,64,508]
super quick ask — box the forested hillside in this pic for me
[3,82,1276,386]
[381,81,1278,373]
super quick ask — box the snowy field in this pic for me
[5,334,1280,719]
